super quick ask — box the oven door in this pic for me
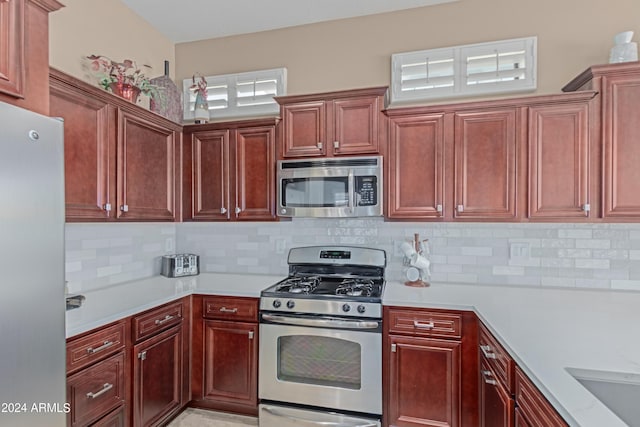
[259,316,382,415]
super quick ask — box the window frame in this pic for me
[391,36,537,104]
[182,67,287,121]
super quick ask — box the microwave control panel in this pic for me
[355,176,377,206]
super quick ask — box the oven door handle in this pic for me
[261,313,379,329]
[262,405,378,427]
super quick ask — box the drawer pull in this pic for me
[480,344,497,359]
[86,341,113,355]
[86,383,113,399]
[155,314,176,325]
[413,320,435,330]
[219,307,238,313]
[482,370,497,385]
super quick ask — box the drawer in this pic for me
[515,366,568,427]
[91,405,125,427]
[386,307,462,339]
[479,322,515,394]
[203,296,258,322]
[66,352,126,427]
[133,300,184,342]
[66,321,126,374]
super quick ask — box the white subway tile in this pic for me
[575,259,610,269]
[493,266,525,276]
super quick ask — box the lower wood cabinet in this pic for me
[191,295,259,416]
[203,320,258,407]
[384,307,478,427]
[131,300,189,427]
[479,322,568,427]
[480,356,514,427]
[65,320,128,427]
[132,325,183,427]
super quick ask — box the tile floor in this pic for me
[167,408,258,427]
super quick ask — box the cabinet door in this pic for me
[281,101,326,157]
[388,114,445,218]
[602,74,640,218]
[203,320,257,408]
[192,130,231,220]
[528,102,590,218]
[117,111,176,221]
[91,406,125,427]
[454,109,517,219]
[50,82,113,221]
[133,325,183,427]
[388,335,461,427]
[480,358,514,427]
[0,0,24,98]
[332,96,381,155]
[234,126,276,220]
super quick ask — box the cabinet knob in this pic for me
[120,205,129,212]
[333,141,340,149]
[436,204,443,213]
[582,203,591,212]
[248,331,254,340]
[220,207,227,214]
[103,203,112,212]
[316,142,323,150]
[457,205,464,213]
[235,207,242,214]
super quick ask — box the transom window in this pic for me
[391,37,537,104]
[182,67,287,121]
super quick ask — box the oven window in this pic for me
[277,335,361,390]
[281,177,348,208]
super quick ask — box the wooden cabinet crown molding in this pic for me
[49,68,182,132]
[28,0,64,13]
[562,61,640,92]
[183,116,280,131]
[385,90,597,117]
[275,85,388,106]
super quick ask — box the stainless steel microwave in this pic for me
[277,156,383,218]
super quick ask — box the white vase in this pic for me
[193,91,209,124]
[610,31,638,63]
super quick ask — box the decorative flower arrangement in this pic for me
[86,54,160,101]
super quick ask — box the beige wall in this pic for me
[175,0,640,103]
[49,0,174,85]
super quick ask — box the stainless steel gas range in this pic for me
[258,246,386,427]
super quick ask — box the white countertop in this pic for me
[384,280,640,427]
[65,273,284,338]
[67,274,639,427]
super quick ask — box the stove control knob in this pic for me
[342,303,351,312]
[357,305,366,314]
[272,299,282,309]
[286,300,295,309]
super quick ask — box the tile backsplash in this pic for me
[66,220,640,292]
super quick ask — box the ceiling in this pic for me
[120,0,457,43]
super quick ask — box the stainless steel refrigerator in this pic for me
[0,101,66,426]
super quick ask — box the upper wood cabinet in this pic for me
[0,0,62,114]
[49,69,181,222]
[183,118,278,221]
[527,94,595,219]
[454,108,519,220]
[387,113,446,219]
[385,91,597,222]
[564,62,640,220]
[276,86,388,158]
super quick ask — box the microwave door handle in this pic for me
[348,169,355,213]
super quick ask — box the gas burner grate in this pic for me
[275,276,320,294]
[335,279,375,297]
